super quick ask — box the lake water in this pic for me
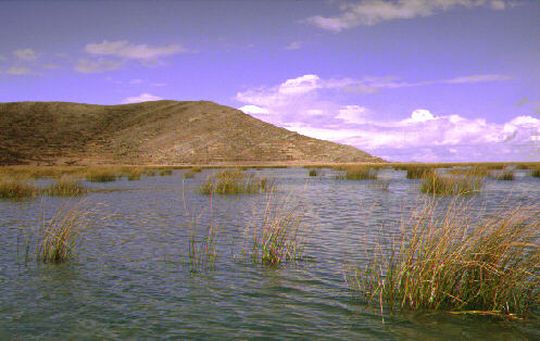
[1,168,539,340]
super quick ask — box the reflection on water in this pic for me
[1,168,539,339]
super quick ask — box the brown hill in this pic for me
[0,100,382,165]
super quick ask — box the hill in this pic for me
[0,100,383,165]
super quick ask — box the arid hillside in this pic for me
[0,100,382,165]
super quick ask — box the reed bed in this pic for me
[405,166,434,179]
[494,169,515,181]
[199,170,273,195]
[420,172,482,195]
[43,176,87,196]
[339,166,378,180]
[447,167,489,178]
[245,193,306,266]
[347,201,540,317]
[0,177,39,199]
[36,202,89,263]
[84,168,118,182]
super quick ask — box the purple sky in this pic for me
[1,0,539,162]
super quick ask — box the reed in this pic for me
[420,172,482,195]
[447,167,489,178]
[0,177,38,199]
[199,170,274,195]
[44,176,87,196]
[159,168,173,176]
[308,169,319,177]
[340,166,378,180]
[532,168,540,178]
[245,193,306,266]
[36,202,88,263]
[405,166,434,179]
[347,201,540,317]
[494,169,515,181]
[188,221,218,273]
[85,168,117,182]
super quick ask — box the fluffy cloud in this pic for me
[13,48,37,61]
[85,40,187,61]
[305,0,510,31]
[6,66,32,75]
[236,74,539,162]
[122,93,163,104]
[75,59,123,73]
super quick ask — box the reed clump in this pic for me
[421,172,482,195]
[44,176,87,196]
[85,168,118,182]
[245,193,305,266]
[199,170,273,195]
[532,168,540,178]
[340,166,378,180]
[188,222,218,273]
[447,167,489,178]
[347,201,540,317]
[308,169,319,177]
[159,168,173,176]
[0,177,39,199]
[405,166,434,179]
[36,203,88,263]
[494,169,515,181]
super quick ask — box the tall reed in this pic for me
[245,193,306,266]
[340,166,378,180]
[421,172,482,195]
[44,176,87,196]
[0,177,38,199]
[347,201,540,317]
[36,202,88,263]
[200,170,273,195]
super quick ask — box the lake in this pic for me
[1,167,539,339]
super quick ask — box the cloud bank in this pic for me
[236,74,539,162]
[306,0,510,31]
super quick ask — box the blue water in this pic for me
[1,168,538,340]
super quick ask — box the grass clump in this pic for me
[85,168,117,182]
[44,176,87,196]
[340,166,378,180]
[308,169,319,177]
[347,201,540,317]
[36,203,88,263]
[420,172,482,196]
[532,168,540,178]
[405,166,434,179]
[188,222,218,273]
[245,193,306,266]
[199,170,273,195]
[159,168,173,176]
[0,177,38,199]
[494,169,515,181]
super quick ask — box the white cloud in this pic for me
[85,40,187,61]
[6,66,32,75]
[122,93,163,104]
[129,79,144,85]
[75,59,123,73]
[305,0,510,31]
[236,74,539,162]
[13,48,37,61]
[239,105,270,116]
[285,41,302,50]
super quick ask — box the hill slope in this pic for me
[0,100,382,165]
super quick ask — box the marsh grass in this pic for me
[308,169,319,177]
[347,201,540,317]
[494,169,515,181]
[159,168,173,176]
[200,169,274,195]
[244,193,306,266]
[0,177,39,199]
[532,168,540,178]
[36,202,89,263]
[44,176,87,196]
[420,172,482,196]
[447,167,489,178]
[187,220,218,273]
[339,166,378,180]
[85,168,118,182]
[405,166,434,179]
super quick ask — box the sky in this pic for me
[1,0,539,162]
